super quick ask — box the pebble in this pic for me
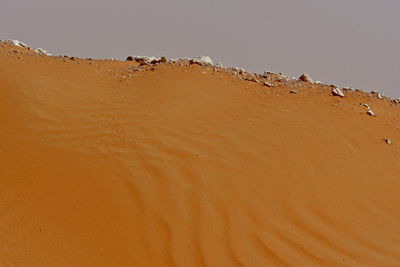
[384,138,392,145]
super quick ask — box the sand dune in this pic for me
[1,43,400,266]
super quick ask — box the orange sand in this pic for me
[1,44,400,266]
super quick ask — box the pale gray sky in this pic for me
[2,0,400,97]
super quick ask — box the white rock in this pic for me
[3,40,29,48]
[377,93,383,99]
[367,109,376,116]
[332,88,345,97]
[263,81,273,87]
[34,47,51,56]
[299,73,314,83]
[362,103,370,109]
[3,40,53,56]
[190,56,213,66]
[11,40,22,47]
[384,138,392,145]
[233,67,246,73]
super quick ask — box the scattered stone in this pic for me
[384,138,392,145]
[160,56,167,63]
[332,88,345,97]
[367,109,376,116]
[1,39,52,56]
[290,90,297,94]
[299,73,314,83]
[377,93,383,99]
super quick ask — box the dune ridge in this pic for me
[1,42,400,266]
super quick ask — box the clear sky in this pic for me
[2,0,400,97]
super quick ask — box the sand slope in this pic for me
[1,44,400,266]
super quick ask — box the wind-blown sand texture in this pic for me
[1,43,400,266]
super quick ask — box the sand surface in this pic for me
[1,44,400,266]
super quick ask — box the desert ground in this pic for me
[1,42,400,266]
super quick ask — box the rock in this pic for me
[8,40,28,48]
[384,138,392,145]
[160,56,167,63]
[342,87,353,92]
[126,56,134,61]
[392,98,400,106]
[189,56,213,66]
[34,48,51,56]
[361,103,370,109]
[332,88,345,97]
[299,73,314,83]
[263,82,273,87]
[132,56,161,65]
[11,40,22,47]
[150,58,161,64]
[367,109,376,116]
[377,93,383,99]
[261,71,272,78]
[246,74,257,82]
[290,90,297,94]
[233,67,246,74]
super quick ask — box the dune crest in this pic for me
[1,42,400,266]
